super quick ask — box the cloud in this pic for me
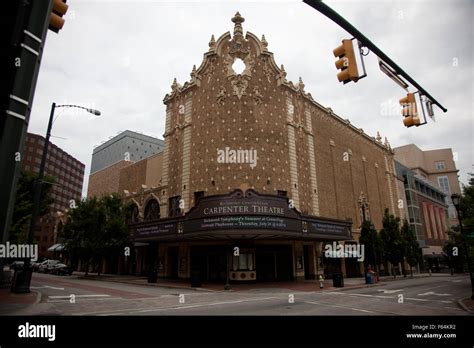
[27,0,473,197]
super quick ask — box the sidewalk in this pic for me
[0,287,40,314]
[75,272,380,292]
[76,271,458,292]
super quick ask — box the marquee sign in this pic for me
[131,189,351,241]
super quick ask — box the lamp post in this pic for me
[451,193,474,299]
[10,102,100,293]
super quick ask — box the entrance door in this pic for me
[303,245,312,280]
[256,245,293,281]
[168,247,179,278]
[190,246,227,282]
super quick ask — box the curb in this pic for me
[32,290,42,305]
[78,276,217,292]
[457,298,474,314]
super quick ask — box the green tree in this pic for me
[400,219,422,277]
[444,174,474,272]
[60,197,104,276]
[59,194,129,276]
[460,173,474,234]
[359,220,383,274]
[9,169,55,243]
[96,194,130,275]
[443,226,469,272]
[379,208,403,278]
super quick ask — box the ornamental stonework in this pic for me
[159,12,400,232]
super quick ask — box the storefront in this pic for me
[129,189,352,282]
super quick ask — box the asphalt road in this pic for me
[2,273,471,316]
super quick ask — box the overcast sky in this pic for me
[28,0,473,197]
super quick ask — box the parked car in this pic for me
[38,260,60,273]
[51,263,73,276]
[32,261,44,272]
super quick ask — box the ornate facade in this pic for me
[123,13,401,281]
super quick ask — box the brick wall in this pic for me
[87,160,132,197]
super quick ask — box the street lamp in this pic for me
[451,193,474,299]
[10,102,100,293]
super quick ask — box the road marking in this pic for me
[73,296,280,315]
[377,289,403,294]
[48,294,111,299]
[137,296,279,313]
[31,285,64,290]
[304,300,375,313]
[326,292,454,304]
[325,292,392,299]
[418,292,451,296]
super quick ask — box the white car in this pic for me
[38,260,60,273]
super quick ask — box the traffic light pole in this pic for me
[303,0,447,113]
[0,0,54,288]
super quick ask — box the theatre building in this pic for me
[123,13,401,282]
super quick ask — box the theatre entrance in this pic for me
[256,245,293,281]
[190,246,227,282]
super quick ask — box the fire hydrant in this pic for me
[319,275,324,289]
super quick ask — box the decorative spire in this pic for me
[190,65,197,79]
[208,34,215,49]
[231,12,245,37]
[261,34,268,49]
[280,64,287,78]
[384,136,391,149]
[376,131,382,142]
[171,78,178,91]
[298,77,305,91]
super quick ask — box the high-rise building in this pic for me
[20,133,85,258]
[90,130,164,174]
[393,144,461,228]
[87,130,164,197]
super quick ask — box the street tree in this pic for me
[379,208,403,278]
[59,194,129,276]
[9,169,55,243]
[400,219,422,277]
[359,220,383,275]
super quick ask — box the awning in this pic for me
[47,243,64,252]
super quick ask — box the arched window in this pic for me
[144,199,160,220]
[128,204,140,223]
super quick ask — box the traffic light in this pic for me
[333,39,359,83]
[49,0,68,33]
[399,93,420,127]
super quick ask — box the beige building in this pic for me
[110,12,404,282]
[394,144,461,228]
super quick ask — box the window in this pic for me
[128,204,140,223]
[435,161,445,170]
[232,253,254,271]
[144,199,160,220]
[168,196,182,217]
[194,191,204,204]
[437,176,450,194]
